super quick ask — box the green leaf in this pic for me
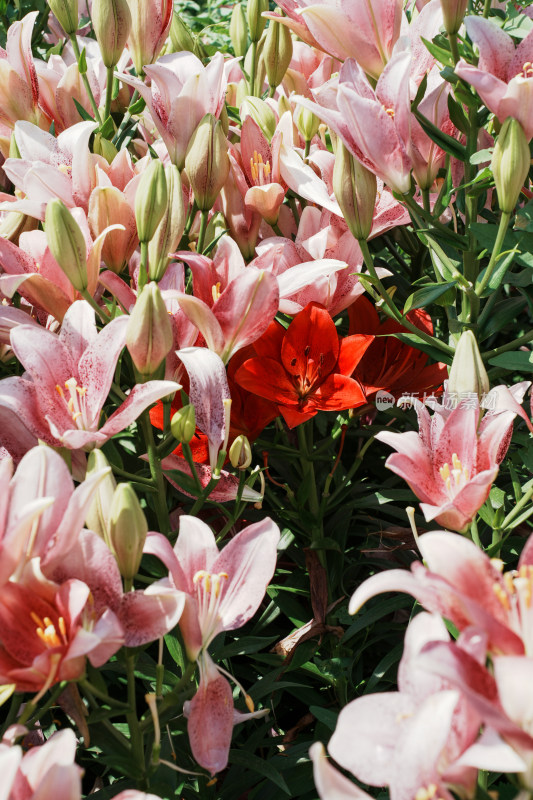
[78,46,87,74]
[470,148,493,165]
[476,247,519,295]
[72,98,94,122]
[403,281,456,313]
[228,750,291,794]
[420,35,454,67]
[343,595,413,642]
[309,705,338,731]
[471,222,533,269]
[412,107,467,160]
[128,96,146,115]
[488,351,533,372]
[447,93,469,135]
[393,333,453,364]
[99,116,115,139]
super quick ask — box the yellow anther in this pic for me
[491,558,504,573]
[503,572,515,594]
[264,161,271,177]
[193,570,208,585]
[451,453,461,470]
[55,384,64,397]
[385,107,395,118]
[493,583,511,611]
[219,572,229,580]
[76,386,87,396]
[519,564,529,579]
[211,282,222,304]
[439,462,450,481]
[58,163,71,175]
[31,611,45,628]
[245,693,255,712]
[58,616,67,638]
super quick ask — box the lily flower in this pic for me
[0,300,181,450]
[455,18,533,141]
[235,301,373,428]
[144,515,280,773]
[375,393,519,532]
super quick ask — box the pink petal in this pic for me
[186,655,234,775]
[99,380,181,438]
[310,742,372,800]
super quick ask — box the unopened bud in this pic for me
[229,434,252,469]
[205,211,227,245]
[93,133,119,164]
[89,185,138,273]
[448,330,490,403]
[170,404,196,444]
[92,0,132,68]
[240,96,276,141]
[491,117,530,214]
[126,0,173,75]
[45,199,88,292]
[244,33,266,90]
[169,12,195,52]
[109,483,148,582]
[333,142,376,241]
[247,0,267,42]
[135,159,168,243]
[295,105,320,143]
[126,282,173,379]
[230,3,248,57]
[185,114,230,211]
[9,134,20,160]
[85,449,117,547]
[48,0,79,35]
[441,0,468,35]
[148,165,185,281]
[264,15,293,91]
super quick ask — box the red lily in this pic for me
[347,295,448,401]
[235,302,373,428]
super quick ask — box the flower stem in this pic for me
[104,65,114,124]
[140,411,170,534]
[474,211,511,300]
[138,241,149,292]
[196,209,209,254]
[81,289,111,323]
[125,650,146,785]
[69,34,102,124]
[297,422,323,559]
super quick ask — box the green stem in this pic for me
[359,237,454,356]
[482,0,491,18]
[248,40,257,96]
[110,465,155,486]
[448,31,460,65]
[474,211,511,300]
[297,423,323,554]
[180,441,203,492]
[498,484,533,532]
[69,35,102,124]
[304,139,311,160]
[196,209,209,254]
[138,241,149,293]
[80,679,130,709]
[481,329,533,361]
[460,103,480,325]
[140,661,196,731]
[125,651,145,784]
[1,693,23,736]
[271,221,284,237]
[421,187,431,213]
[328,437,375,505]
[140,412,170,534]
[17,682,67,728]
[81,682,132,749]
[112,89,139,146]
[104,65,114,124]
[469,517,482,549]
[80,289,111,323]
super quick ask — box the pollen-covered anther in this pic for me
[520,61,533,78]
[31,611,67,648]
[250,150,272,186]
[56,377,89,427]
[384,107,395,118]
[415,784,442,800]
[439,453,469,496]
[212,282,222,304]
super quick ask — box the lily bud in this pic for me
[85,449,117,547]
[247,0,267,42]
[89,186,138,274]
[126,0,173,75]
[9,134,20,159]
[205,211,227,245]
[126,282,173,380]
[170,404,196,444]
[48,0,79,35]
[230,3,248,57]
[169,12,195,52]
[45,199,88,292]
[185,114,230,212]
[148,165,186,281]
[108,483,147,582]
[229,435,252,469]
[441,0,468,35]
[333,141,376,241]
[448,330,490,403]
[240,96,276,141]
[244,33,266,89]
[295,105,320,143]
[264,15,293,91]
[491,117,530,215]
[135,159,168,243]
[92,0,132,68]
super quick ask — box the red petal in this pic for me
[281,303,339,378]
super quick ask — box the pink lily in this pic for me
[349,528,533,657]
[455,18,533,141]
[0,445,111,586]
[0,300,181,450]
[0,567,124,694]
[174,261,279,364]
[271,0,402,79]
[0,728,82,800]
[296,51,413,193]
[0,12,49,134]
[2,119,97,218]
[240,115,286,225]
[375,394,518,532]
[177,347,231,470]
[145,515,279,772]
[117,51,229,168]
